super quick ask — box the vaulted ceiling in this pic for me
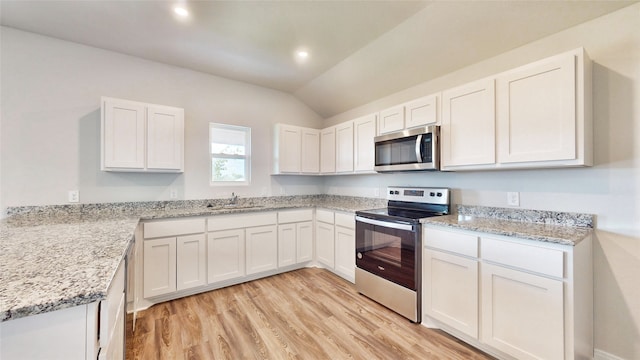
[1,0,635,117]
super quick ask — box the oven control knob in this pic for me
[357,252,363,259]
[430,192,435,196]
[389,190,393,195]
[437,192,442,197]
[394,190,400,195]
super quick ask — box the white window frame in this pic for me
[209,123,251,186]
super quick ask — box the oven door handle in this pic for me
[355,216,414,231]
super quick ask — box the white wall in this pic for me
[325,4,640,359]
[0,27,324,213]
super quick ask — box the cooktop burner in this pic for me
[356,186,451,224]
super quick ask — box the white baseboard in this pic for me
[594,349,626,360]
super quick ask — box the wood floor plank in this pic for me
[126,268,494,360]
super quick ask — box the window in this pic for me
[210,123,251,185]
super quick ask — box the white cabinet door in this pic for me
[278,223,297,268]
[315,221,335,268]
[246,225,278,275]
[497,53,576,164]
[301,128,320,173]
[143,237,177,298]
[334,225,355,282]
[423,249,478,338]
[336,121,354,173]
[353,114,377,172]
[405,94,438,128]
[441,78,495,168]
[320,127,336,173]
[102,98,145,170]
[176,234,206,291]
[276,124,301,173]
[296,221,314,263]
[481,262,564,360]
[207,229,245,283]
[378,105,404,134]
[147,105,184,171]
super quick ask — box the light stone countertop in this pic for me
[0,195,385,322]
[423,205,594,246]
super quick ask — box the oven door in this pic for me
[355,216,420,290]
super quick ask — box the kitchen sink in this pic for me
[206,204,265,211]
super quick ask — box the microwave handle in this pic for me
[415,134,423,163]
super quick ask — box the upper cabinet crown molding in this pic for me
[101,97,184,173]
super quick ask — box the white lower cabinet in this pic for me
[315,209,355,283]
[334,213,355,282]
[423,225,593,360]
[481,263,564,360]
[142,218,206,299]
[246,225,278,275]
[143,237,177,298]
[315,209,335,268]
[207,229,246,283]
[277,209,314,267]
[423,249,478,338]
[176,234,207,291]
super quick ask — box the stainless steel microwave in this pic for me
[374,125,440,172]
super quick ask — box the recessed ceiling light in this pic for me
[297,51,309,59]
[173,6,189,17]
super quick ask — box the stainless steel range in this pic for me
[355,186,450,323]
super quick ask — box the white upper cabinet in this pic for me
[405,94,439,129]
[441,78,496,169]
[353,114,377,173]
[102,98,146,170]
[497,48,591,167]
[320,126,336,174]
[301,128,320,173]
[274,124,301,173]
[335,121,354,173]
[147,105,184,171]
[102,97,184,172]
[378,94,439,135]
[273,124,319,174]
[378,105,405,134]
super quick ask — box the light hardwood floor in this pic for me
[126,268,494,359]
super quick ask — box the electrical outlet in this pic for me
[280,187,286,195]
[374,188,380,197]
[507,192,520,207]
[170,188,178,199]
[68,190,79,203]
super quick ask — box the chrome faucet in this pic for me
[230,192,238,205]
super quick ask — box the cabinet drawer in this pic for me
[481,237,564,278]
[316,209,334,224]
[424,227,478,258]
[278,209,313,223]
[335,212,354,229]
[208,212,277,231]
[144,218,205,239]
